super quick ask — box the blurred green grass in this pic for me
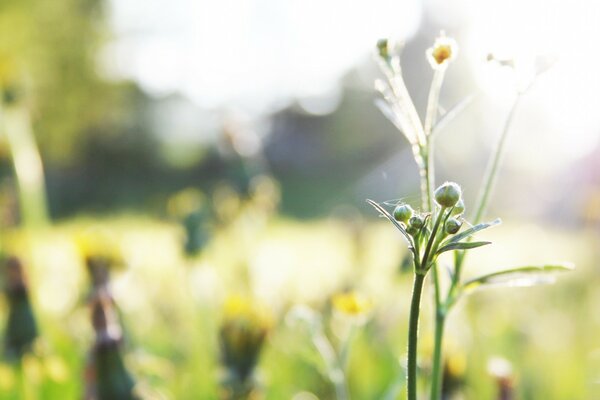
[0,214,598,399]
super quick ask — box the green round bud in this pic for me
[434,182,462,208]
[406,225,418,236]
[451,199,465,216]
[445,218,462,234]
[409,215,424,229]
[393,204,414,223]
[377,38,389,59]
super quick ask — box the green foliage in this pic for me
[462,263,574,292]
[0,0,131,163]
[435,240,491,255]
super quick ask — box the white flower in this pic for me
[426,34,458,70]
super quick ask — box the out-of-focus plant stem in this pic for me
[313,329,349,400]
[0,103,49,228]
[472,94,522,225]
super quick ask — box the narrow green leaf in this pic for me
[462,263,574,291]
[375,98,404,133]
[431,93,477,136]
[367,199,415,249]
[444,218,501,246]
[382,371,405,400]
[436,241,491,255]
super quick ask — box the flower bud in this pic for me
[451,199,465,216]
[393,204,414,223]
[434,182,462,208]
[376,38,389,59]
[409,215,424,229]
[445,218,462,234]
[406,225,419,236]
[376,38,404,61]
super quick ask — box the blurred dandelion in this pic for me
[219,295,272,400]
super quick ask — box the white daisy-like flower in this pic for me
[426,34,458,70]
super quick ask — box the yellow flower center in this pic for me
[332,292,371,316]
[432,45,452,65]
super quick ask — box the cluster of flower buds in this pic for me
[386,182,472,273]
[433,182,465,235]
[392,182,466,252]
[2,256,38,360]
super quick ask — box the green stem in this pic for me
[430,312,446,400]
[420,148,434,213]
[1,103,49,228]
[313,329,349,400]
[420,208,445,270]
[472,94,521,225]
[407,273,426,400]
[424,70,445,137]
[421,69,444,213]
[429,231,446,400]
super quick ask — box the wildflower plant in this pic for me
[219,295,272,400]
[286,291,371,400]
[369,34,572,400]
[86,294,137,400]
[2,256,38,360]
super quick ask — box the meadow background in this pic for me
[0,0,599,398]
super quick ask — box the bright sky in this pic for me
[105,0,600,165]
[104,0,421,111]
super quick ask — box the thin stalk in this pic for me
[422,65,451,215]
[408,208,443,400]
[430,313,446,400]
[420,208,445,269]
[420,149,434,213]
[424,70,445,137]
[421,69,445,214]
[429,93,524,400]
[313,329,349,400]
[472,94,521,225]
[1,104,49,227]
[407,273,426,400]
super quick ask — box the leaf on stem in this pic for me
[436,241,491,255]
[367,199,415,249]
[375,98,404,133]
[431,93,477,136]
[442,218,501,246]
[462,263,574,292]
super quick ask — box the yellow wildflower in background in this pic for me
[73,226,124,269]
[222,295,272,325]
[332,291,371,317]
[220,295,272,383]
